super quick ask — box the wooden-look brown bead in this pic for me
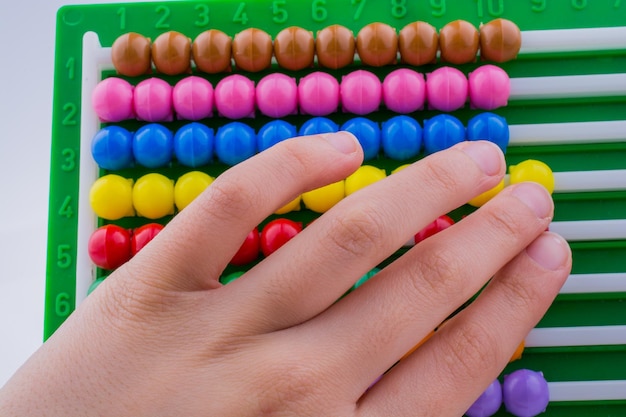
[398,21,438,66]
[356,22,398,67]
[480,18,522,62]
[111,32,151,76]
[151,31,191,75]
[274,26,315,71]
[316,25,355,69]
[232,28,273,72]
[192,29,232,73]
[439,20,479,64]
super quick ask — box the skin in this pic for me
[0,133,571,417]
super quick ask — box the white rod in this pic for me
[509,121,626,146]
[510,73,626,100]
[560,273,626,294]
[550,219,626,241]
[520,27,626,54]
[553,170,626,193]
[548,380,626,402]
[526,325,626,347]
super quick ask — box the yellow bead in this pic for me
[509,159,555,194]
[391,164,411,174]
[90,174,135,220]
[133,173,175,219]
[345,165,386,196]
[275,195,302,215]
[302,180,345,213]
[174,171,214,211]
[509,340,525,362]
[468,179,505,207]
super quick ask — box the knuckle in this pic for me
[203,175,262,222]
[327,206,386,259]
[439,321,500,380]
[407,248,466,305]
[420,158,463,196]
[498,272,538,312]
[483,207,527,239]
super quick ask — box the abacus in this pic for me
[46,1,626,416]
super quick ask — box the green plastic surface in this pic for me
[47,1,626,415]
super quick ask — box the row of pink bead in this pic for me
[93,65,510,123]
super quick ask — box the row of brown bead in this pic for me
[112,18,521,77]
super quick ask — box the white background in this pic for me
[0,0,147,388]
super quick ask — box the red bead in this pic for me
[230,227,260,266]
[414,215,455,244]
[88,225,131,270]
[260,219,303,257]
[131,223,164,256]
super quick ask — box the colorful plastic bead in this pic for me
[469,65,510,110]
[299,117,339,136]
[341,70,382,115]
[352,268,380,290]
[465,379,503,417]
[111,32,151,77]
[413,215,455,244]
[439,20,479,64]
[88,225,132,270]
[423,114,465,155]
[398,21,438,66]
[356,22,398,67]
[509,160,555,195]
[132,173,175,219]
[467,113,510,153]
[274,26,315,71]
[172,76,213,121]
[345,165,386,196]
[133,123,173,168]
[480,18,522,63]
[468,179,505,207]
[341,118,381,161]
[133,78,173,122]
[151,31,191,75]
[220,271,245,285]
[90,174,135,220]
[131,223,164,256]
[256,73,298,118]
[382,68,426,114]
[91,126,133,170]
[214,74,255,119]
[275,195,302,215]
[230,228,260,266]
[232,28,273,72]
[316,24,355,69]
[192,29,232,73]
[298,72,340,116]
[215,122,256,166]
[503,369,550,417]
[510,340,525,362]
[173,122,214,167]
[174,171,214,211]
[426,67,468,112]
[301,180,345,213]
[260,219,303,257]
[257,120,297,152]
[92,77,134,123]
[382,115,423,160]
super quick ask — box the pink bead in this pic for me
[383,69,426,114]
[298,72,340,116]
[426,67,468,112]
[341,70,382,115]
[214,74,255,119]
[256,73,298,118]
[469,65,510,110]
[173,76,213,120]
[92,77,135,122]
[133,78,173,122]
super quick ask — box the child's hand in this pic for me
[0,133,571,417]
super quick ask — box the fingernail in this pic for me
[323,131,359,155]
[526,232,570,270]
[511,182,553,218]
[457,141,503,176]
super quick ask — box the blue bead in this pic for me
[215,122,257,166]
[133,123,173,168]
[341,117,381,161]
[91,126,133,170]
[299,117,339,136]
[423,114,466,155]
[381,115,422,160]
[174,123,214,167]
[467,112,510,153]
[257,120,297,152]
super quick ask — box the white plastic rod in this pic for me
[509,120,626,146]
[504,169,626,193]
[560,273,626,294]
[526,325,626,347]
[510,73,626,100]
[520,27,626,54]
[548,380,626,402]
[550,219,626,241]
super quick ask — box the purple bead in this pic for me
[503,369,550,417]
[466,379,502,417]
